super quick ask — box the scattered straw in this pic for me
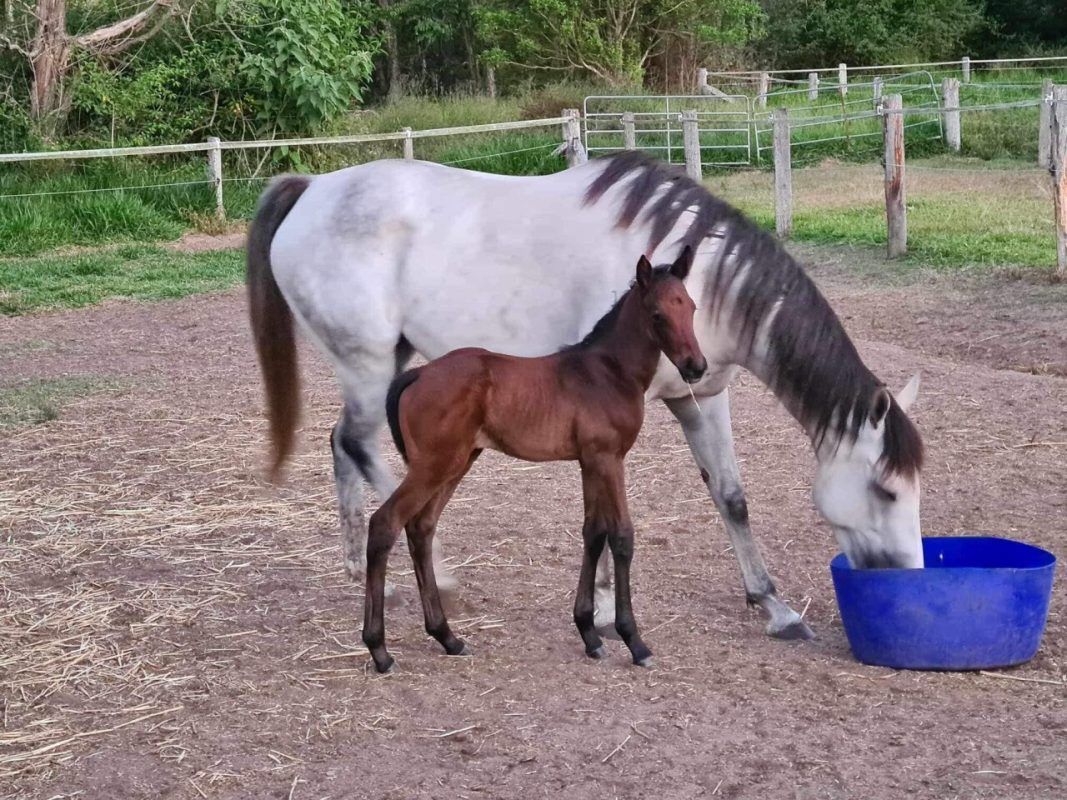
[978,671,1064,687]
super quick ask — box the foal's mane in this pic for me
[560,267,672,353]
[583,151,922,476]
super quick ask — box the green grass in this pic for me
[717,158,1057,270]
[0,245,244,314]
[0,376,122,427]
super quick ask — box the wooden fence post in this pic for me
[882,94,907,257]
[402,127,414,159]
[962,56,971,83]
[808,72,819,101]
[681,110,701,181]
[697,68,709,94]
[486,66,496,99]
[941,78,961,152]
[621,111,636,150]
[206,136,224,220]
[563,108,586,167]
[1039,79,1054,168]
[758,72,770,110]
[1052,86,1067,277]
[773,109,792,239]
[873,77,884,108]
[838,63,848,98]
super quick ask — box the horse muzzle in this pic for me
[678,356,708,384]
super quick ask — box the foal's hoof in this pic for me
[448,641,473,657]
[370,655,396,674]
[586,645,609,660]
[634,655,654,668]
[769,618,815,641]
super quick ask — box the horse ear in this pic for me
[870,386,892,427]
[671,245,694,279]
[636,255,653,290]
[896,372,920,413]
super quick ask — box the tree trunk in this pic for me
[29,0,71,136]
[378,0,402,103]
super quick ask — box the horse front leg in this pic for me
[574,517,609,659]
[665,390,813,640]
[580,456,652,666]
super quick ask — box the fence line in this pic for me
[0,115,574,217]
[0,117,570,165]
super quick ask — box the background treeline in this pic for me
[0,0,1063,151]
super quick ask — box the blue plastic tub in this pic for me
[831,536,1056,670]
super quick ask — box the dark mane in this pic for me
[583,151,922,477]
[559,266,673,354]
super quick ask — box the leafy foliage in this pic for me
[238,0,378,132]
[474,0,765,86]
[757,0,986,68]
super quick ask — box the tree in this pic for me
[757,0,985,68]
[1,0,178,138]
[475,0,764,87]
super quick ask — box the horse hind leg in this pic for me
[405,450,481,658]
[332,352,457,592]
[363,471,447,674]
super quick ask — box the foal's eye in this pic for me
[871,483,897,503]
[651,311,666,324]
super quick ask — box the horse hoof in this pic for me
[371,656,395,674]
[596,624,622,641]
[449,642,472,657]
[770,619,815,641]
[634,655,654,668]
[344,560,364,582]
[587,645,609,660]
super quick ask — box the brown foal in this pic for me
[363,247,707,673]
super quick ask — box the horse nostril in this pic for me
[681,357,706,383]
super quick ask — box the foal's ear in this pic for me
[636,255,653,290]
[869,386,892,427]
[670,245,694,280]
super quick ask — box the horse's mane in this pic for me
[583,151,922,477]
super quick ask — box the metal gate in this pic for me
[582,94,758,167]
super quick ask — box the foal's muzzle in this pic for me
[679,356,708,384]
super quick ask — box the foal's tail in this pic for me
[247,174,311,481]
[385,368,421,463]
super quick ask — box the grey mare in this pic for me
[246,152,924,641]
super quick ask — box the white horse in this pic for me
[247,152,924,641]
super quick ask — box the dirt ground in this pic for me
[1,243,1065,799]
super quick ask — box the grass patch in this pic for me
[0,376,121,427]
[0,246,244,315]
[716,158,1057,271]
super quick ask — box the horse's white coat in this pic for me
[266,158,922,637]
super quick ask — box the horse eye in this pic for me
[651,311,665,324]
[871,483,897,503]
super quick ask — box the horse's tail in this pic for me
[247,174,311,481]
[386,368,421,464]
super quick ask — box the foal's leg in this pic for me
[574,516,610,659]
[665,391,813,640]
[405,450,481,658]
[332,349,455,591]
[578,456,652,666]
[363,474,442,674]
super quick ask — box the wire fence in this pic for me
[0,115,578,258]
